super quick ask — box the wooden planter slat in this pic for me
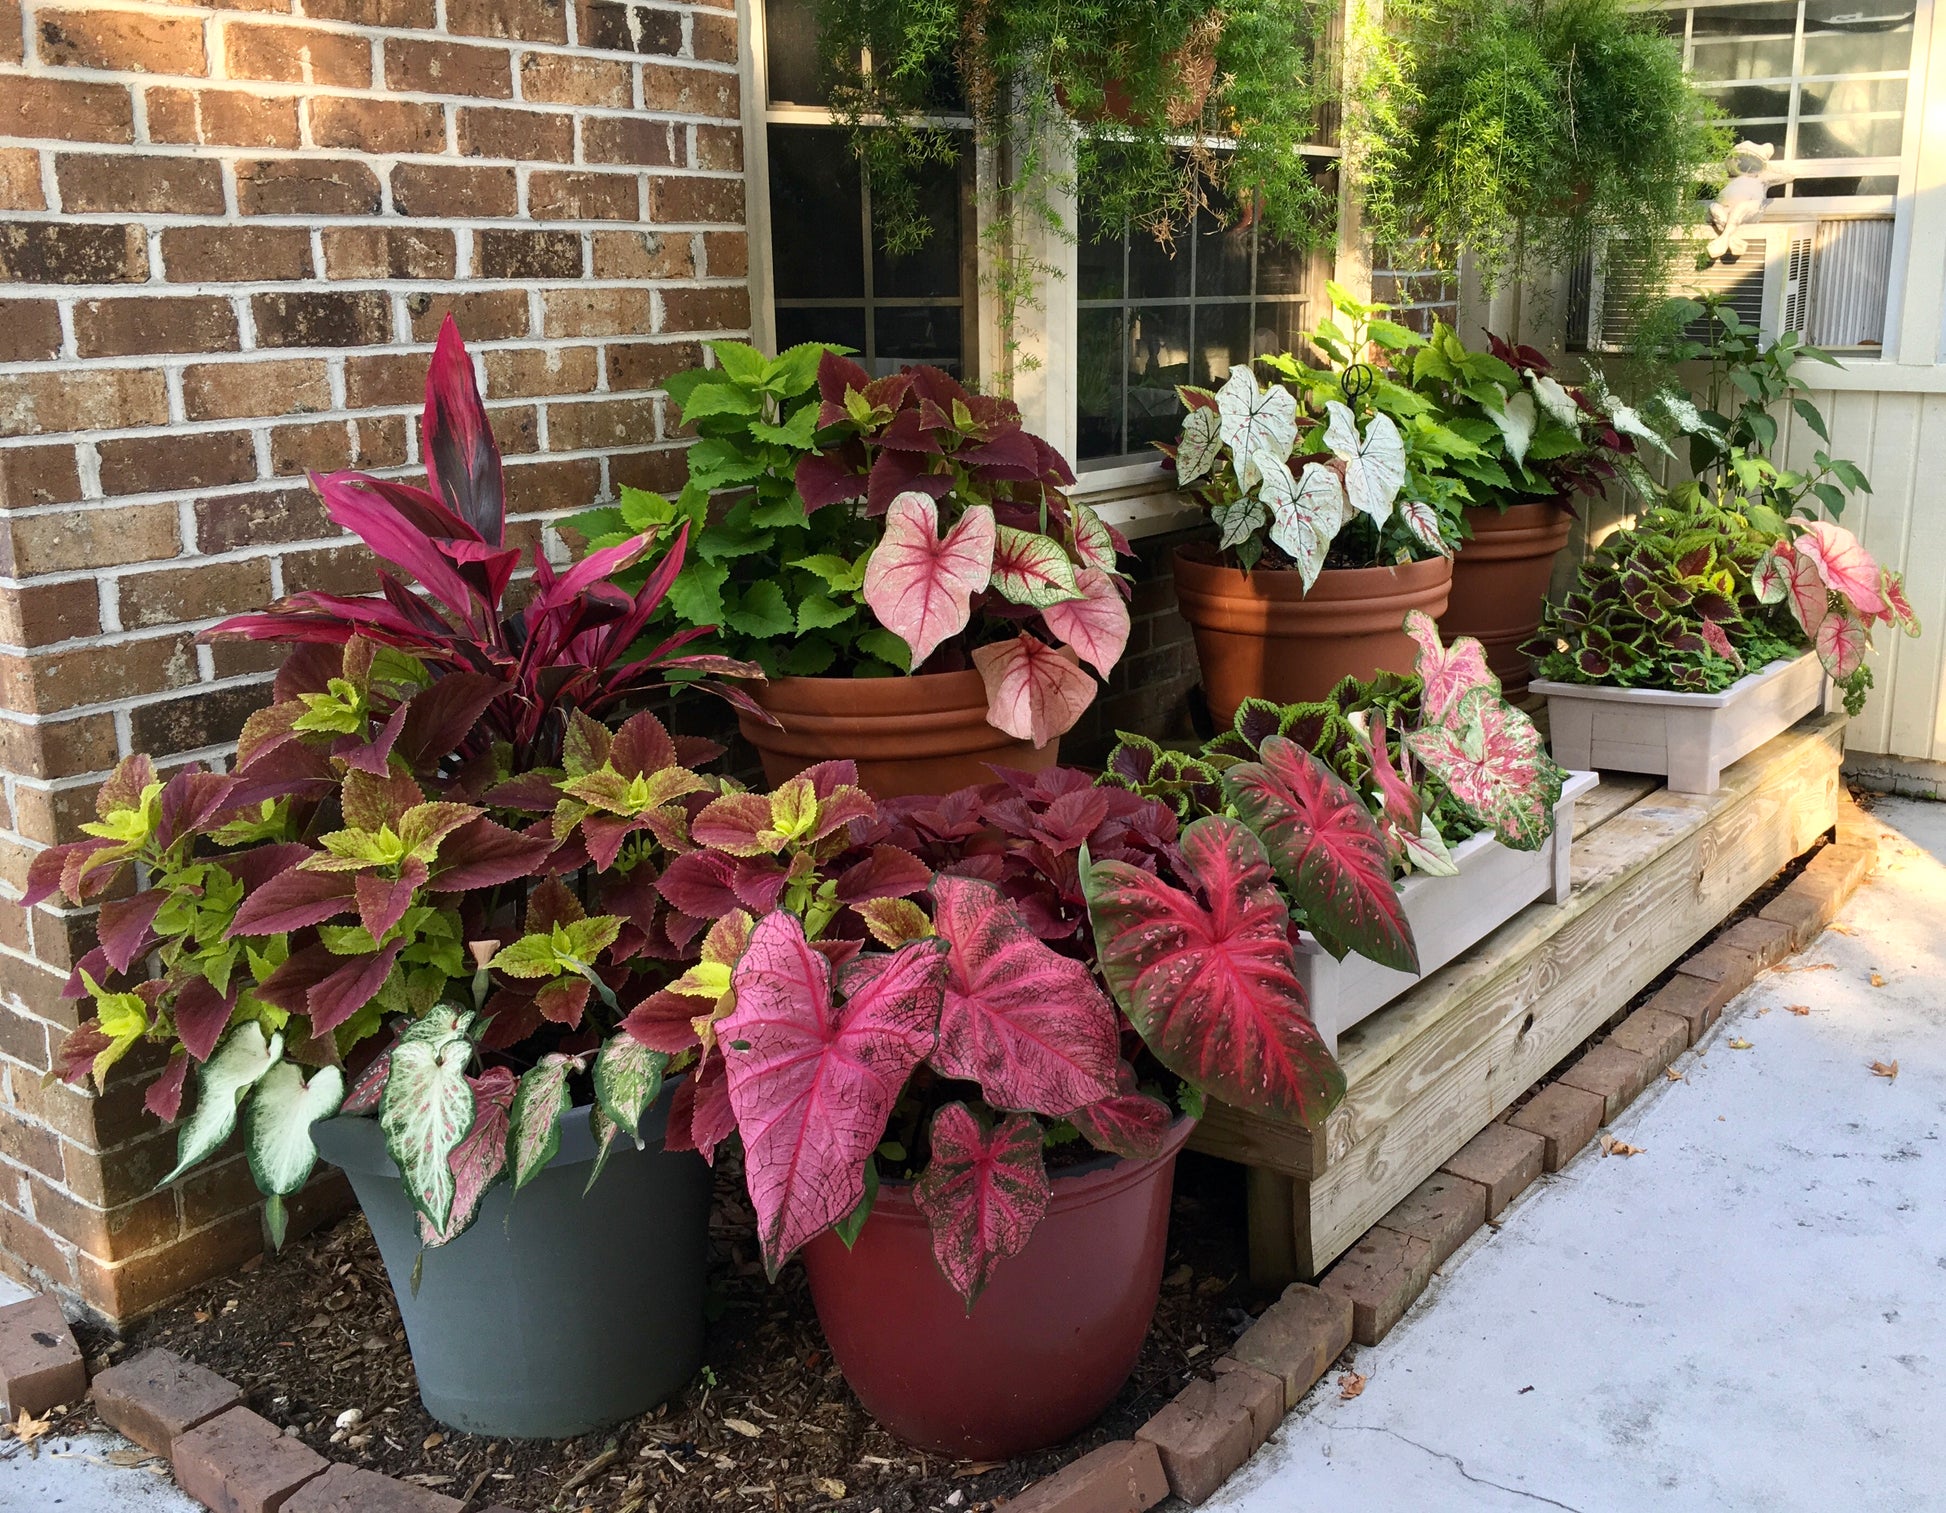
[1191,712,1845,1282]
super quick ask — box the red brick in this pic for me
[236,158,383,217]
[0,503,180,574]
[56,152,224,214]
[147,87,300,150]
[530,168,637,220]
[1001,1439,1169,1513]
[1646,972,1731,1045]
[1804,839,1875,896]
[1,222,148,285]
[483,344,599,397]
[1508,1083,1605,1171]
[477,226,581,279]
[173,1405,328,1513]
[119,558,275,629]
[702,229,746,278]
[286,1462,464,1513]
[0,0,21,65]
[486,403,537,455]
[576,0,682,54]
[518,51,630,107]
[0,1293,86,1416]
[130,682,268,757]
[1228,1282,1352,1409]
[546,395,655,451]
[1,76,135,143]
[319,225,455,280]
[1606,1006,1689,1074]
[1209,1358,1284,1442]
[221,22,370,87]
[0,580,100,645]
[591,228,691,279]
[342,351,430,409]
[583,114,676,167]
[252,290,392,348]
[694,123,742,171]
[1319,1226,1435,1346]
[97,430,257,496]
[606,337,700,392]
[642,61,738,117]
[607,445,684,495]
[542,285,653,337]
[649,173,742,224]
[1378,1169,1487,1270]
[391,161,517,218]
[1135,1370,1269,1504]
[0,1205,76,1289]
[92,1347,244,1458]
[1440,1121,1544,1219]
[75,296,239,359]
[304,0,435,23]
[0,713,116,780]
[404,288,530,344]
[383,37,514,98]
[0,297,60,362]
[446,0,566,43]
[1677,937,1763,995]
[1557,1043,1652,1123]
[182,359,331,422]
[35,7,208,74]
[691,7,737,62]
[194,487,330,554]
[0,147,43,210]
[161,226,314,283]
[309,95,445,155]
[504,454,600,515]
[269,415,409,476]
[1760,874,1842,948]
[659,284,750,333]
[1719,914,1795,969]
[456,104,572,161]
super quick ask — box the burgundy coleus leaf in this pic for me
[833,845,932,905]
[926,874,1119,1117]
[1084,814,1348,1128]
[796,450,868,511]
[420,314,506,547]
[173,976,238,1063]
[145,1052,191,1125]
[1040,567,1131,677]
[972,633,1097,747]
[861,493,997,667]
[156,770,239,850]
[419,1065,515,1247]
[1796,520,1884,617]
[429,817,555,891]
[1815,603,1871,680]
[354,872,420,943]
[97,889,166,975]
[1404,689,1566,852]
[720,911,948,1275]
[1404,609,1496,722]
[912,1104,1051,1309]
[55,1023,113,1089]
[666,1052,736,1163]
[1068,1064,1172,1161]
[309,942,404,1035]
[229,868,358,937]
[1221,736,1418,973]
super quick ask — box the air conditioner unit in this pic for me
[1571,218,1891,353]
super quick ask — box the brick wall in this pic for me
[0,0,751,1321]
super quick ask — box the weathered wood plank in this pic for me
[1572,773,1658,836]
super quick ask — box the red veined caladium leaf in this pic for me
[420,1065,515,1247]
[1783,546,1830,640]
[379,1008,479,1232]
[1221,737,1418,973]
[1396,498,1452,557]
[972,633,1097,747]
[1041,567,1131,677]
[861,493,996,668]
[1881,568,1920,635]
[1084,814,1347,1127]
[1796,520,1884,616]
[1405,688,1566,852]
[1750,547,1791,605]
[1068,1064,1172,1161]
[721,912,948,1274]
[990,526,1082,609]
[1814,603,1871,680]
[913,1104,1050,1309]
[927,874,1120,1118]
[341,1049,391,1115]
[1700,618,1744,671]
[1404,609,1495,724]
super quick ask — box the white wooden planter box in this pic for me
[1298,770,1598,1052]
[1531,653,1829,797]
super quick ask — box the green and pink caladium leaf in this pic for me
[1068,1063,1172,1160]
[1405,687,1566,852]
[1085,814,1346,1127]
[506,1052,578,1191]
[721,911,948,1275]
[913,1104,1050,1309]
[420,1065,514,1248]
[1881,568,1920,635]
[862,493,996,668]
[1221,737,1418,973]
[1750,547,1791,606]
[379,1006,479,1232]
[990,526,1083,609]
[1814,603,1870,680]
[593,1031,667,1149]
[1069,501,1124,576]
[927,874,1119,1118]
[1396,497,1452,557]
[1795,520,1884,617]
[1040,567,1130,678]
[1782,543,1830,639]
[972,633,1097,747]
[1404,609,1496,725]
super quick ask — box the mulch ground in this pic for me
[108,1152,1260,1513]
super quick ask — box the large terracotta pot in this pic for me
[1442,500,1575,697]
[802,1119,1196,1460]
[738,669,1055,798]
[1171,545,1454,724]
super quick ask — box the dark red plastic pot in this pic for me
[801,1119,1195,1459]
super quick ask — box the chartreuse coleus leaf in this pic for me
[78,971,149,1089]
[594,1032,667,1151]
[379,1007,478,1232]
[507,1053,579,1192]
[246,1060,346,1249]
[489,916,622,980]
[161,1022,283,1185]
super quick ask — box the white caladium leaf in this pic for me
[1175,406,1224,485]
[594,1032,667,1150]
[248,1060,346,1250]
[507,1053,577,1191]
[379,1007,478,1231]
[1532,373,1581,429]
[1399,813,1461,877]
[162,1022,282,1185]
[1602,397,1673,457]
[1651,386,1722,443]
[1323,402,1406,525]
[1396,497,1451,557]
[1216,365,1298,489]
[1488,389,1538,468]
[990,526,1084,609]
[1215,496,1268,551]
[1264,458,1345,590]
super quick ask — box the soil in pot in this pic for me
[1172,544,1454,724]
[1442,500,1575,697]
[801,1120,1197,1461]
[738,668,1057,798]
[310,1092,709,1440]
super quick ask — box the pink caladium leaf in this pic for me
[1068,1064,1172,1160]
[1040,567,1131,677]
[862,493,996,668]
[721,912,948,1275]
[1700,618,1744,671]
[419,1065,515,1247]
[1881,568,1920,635]
[1084,814,1347,1127]
[1069,501,1120,575]
[341,1049,392,1116]
[1221,737,1418,973]
[1814,603,1871,680]
[1796,520,1884,617]
[1783,546,1831,640]
[927,874,1120,1117]
[972,633,1097,747]
[1403,609,1496,724]
[990,526,1083,609]
[912,1104,1050,1309]
[1405,688,1566,852]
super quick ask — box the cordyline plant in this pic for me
[26,322,772,1249]
[569,344,1133,748]
[649,763,1394,1309]
[1108,612,1567,895]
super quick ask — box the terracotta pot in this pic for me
[1442,500,1575,697]
[801,1120,1196,1459]
[738,669,1055,798]
[1171,544,1454,724]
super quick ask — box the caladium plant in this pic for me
[566,345,1133,749]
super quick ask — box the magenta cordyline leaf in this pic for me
[1796,520,1884,616]
[1069,1064,1172,1160]
[927,875,1120,1117]
[1221,737,1417,972]
[1814,603,1870,680]
[721,912,948,1274]
[990,526,1082,609]
[1700,619,1744,671]
[1405,689,1565,852]
[1084,815,1347,1127]
[1403,609,1495,722]
[861,493,996,667]
[421,315,505,548]
[1784,546,1830,640]
[312,473,486,631]
[1040,567,1131,677]
[972,634,1097,747]
[913,1104,1050,1309]
[419,1065,515,1247]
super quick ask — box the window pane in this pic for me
[1195,303,1254,389]
[1077,309,1125,461]
[1797,113,1905,157]
[766,0,837,107]
[1798,76,1908,114]
[1251,300,1307,363]
[1801,1,1915,76]
[1787,171,1899,194]
[775,305,867,355]
[874,154,965,298]
[1127,306,1192,453]
[1078,211,1124,300]
[873,306,964,375]
[1702,81,1792,117]
[1195,202,1254,298]
[768,127,864,299]
[1689,3,1798,78]
[1129,230,1194,300]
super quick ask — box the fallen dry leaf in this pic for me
[1870,1060,1899,1081]
[6,1407,53,1445]
[1663,1066,1685,1082]
[1777,962,1836,974]
[1828,922,1856,935]
[815,1478,847,1499]
[1756,1006,1772,1016]
[722,1418,763,1439]
[1870,972,1887,988]
[1162,1263,1193,1290]
[1787,1005,1811,1016]
[1728,1037,1754,1050]
[1599,1134,1644,1157]
[1338,1371,1367,1400]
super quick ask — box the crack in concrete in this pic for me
[1339,1425,1590,1511]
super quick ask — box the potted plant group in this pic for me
[1106,611,1585,1048]
[26,322,765,1439]
[569,344,1131,796]
[1163,284,1473,721]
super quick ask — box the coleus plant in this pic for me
[567,343,1133,747]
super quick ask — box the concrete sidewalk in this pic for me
[1209,795,1946,1513]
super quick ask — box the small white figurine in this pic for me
[1705,140,1793,264]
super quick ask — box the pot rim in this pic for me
[1173,540,1454,588]
[312,1089,675,1179]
